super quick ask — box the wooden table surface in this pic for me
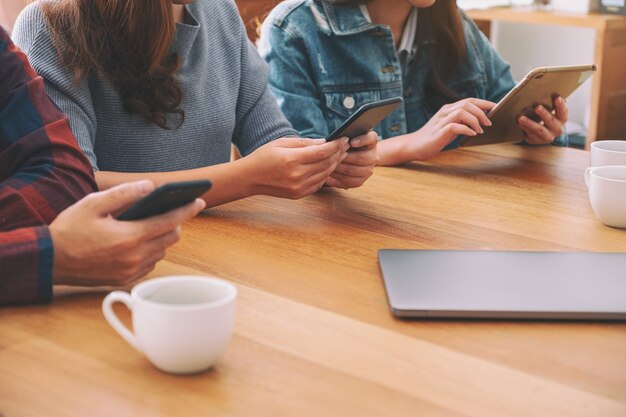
[1,144,625,417]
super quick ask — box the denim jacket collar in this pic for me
[317,1,436,45]
[318,1,378,36]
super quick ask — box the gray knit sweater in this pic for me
[13,0,297,172]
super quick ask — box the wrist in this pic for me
[400,131,424,162]
[401,129,445,162]
[235,155,264,197]
[378,133,421,166]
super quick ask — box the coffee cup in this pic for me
[590,140,626,167]
[102,275,237,374]
[584,166,626,228]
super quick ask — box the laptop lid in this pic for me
[378,250,626,320]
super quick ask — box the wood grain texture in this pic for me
[1,144,625,416]
[466,8,626,30]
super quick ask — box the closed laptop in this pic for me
[378,250,626,320]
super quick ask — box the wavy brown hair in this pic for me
[324,0,466,111]
[42,0,184,129]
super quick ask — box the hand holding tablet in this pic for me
[460,65,596,147]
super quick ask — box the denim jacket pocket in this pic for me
[448,74,487,100]
[322,90,382,132]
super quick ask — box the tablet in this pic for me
[460,65,596,147]
[378,249,626,320]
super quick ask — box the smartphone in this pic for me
[117,180,212,221]
[460,64,596,147]
[326,97,403,141]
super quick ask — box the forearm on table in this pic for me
[94,158,257,207]
[377,134,419,166]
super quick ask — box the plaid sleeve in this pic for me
[0,226,53,306]
[0,26,97,304]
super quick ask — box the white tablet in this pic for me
[460,65,596,147]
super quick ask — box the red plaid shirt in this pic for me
[0,26,97,305]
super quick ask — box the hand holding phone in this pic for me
[117,180,212,221]
[326,97,403,141]
[49,181,206,287]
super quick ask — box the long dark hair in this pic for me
[42,0,184,129]
[324,0,466,110]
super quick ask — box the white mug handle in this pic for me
[102,291,142,352]
[584,167,593,188]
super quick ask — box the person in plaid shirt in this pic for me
[0,26,205,306]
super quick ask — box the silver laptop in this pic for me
[378,249,626,320]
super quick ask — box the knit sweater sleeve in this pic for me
[12,3,100,170]
[225,1,298,156]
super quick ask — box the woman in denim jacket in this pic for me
[258,0,569,165]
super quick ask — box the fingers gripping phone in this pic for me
[117,180,212,221]
[326,97,403,141]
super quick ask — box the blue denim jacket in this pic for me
[259,0,567,147]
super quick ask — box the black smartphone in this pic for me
[326,97,403,141]
[117,180,212,221]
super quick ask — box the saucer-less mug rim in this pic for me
[587,165,626,183]
[131,275,237,311]
[591,140,626,154]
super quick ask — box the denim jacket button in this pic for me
[381,65,394,74]
[389,124,401,132]
[343,96,356,110]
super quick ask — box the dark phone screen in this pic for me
[326,97,403,141]
[117,180,212,221]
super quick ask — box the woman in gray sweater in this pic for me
[13,0,379,206]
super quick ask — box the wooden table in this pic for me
[1,144,625,417]
[467,8,626,146]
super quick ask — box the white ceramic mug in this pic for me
[102,275,237,374]
[590,140,626,167]
[584,166,626,228]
